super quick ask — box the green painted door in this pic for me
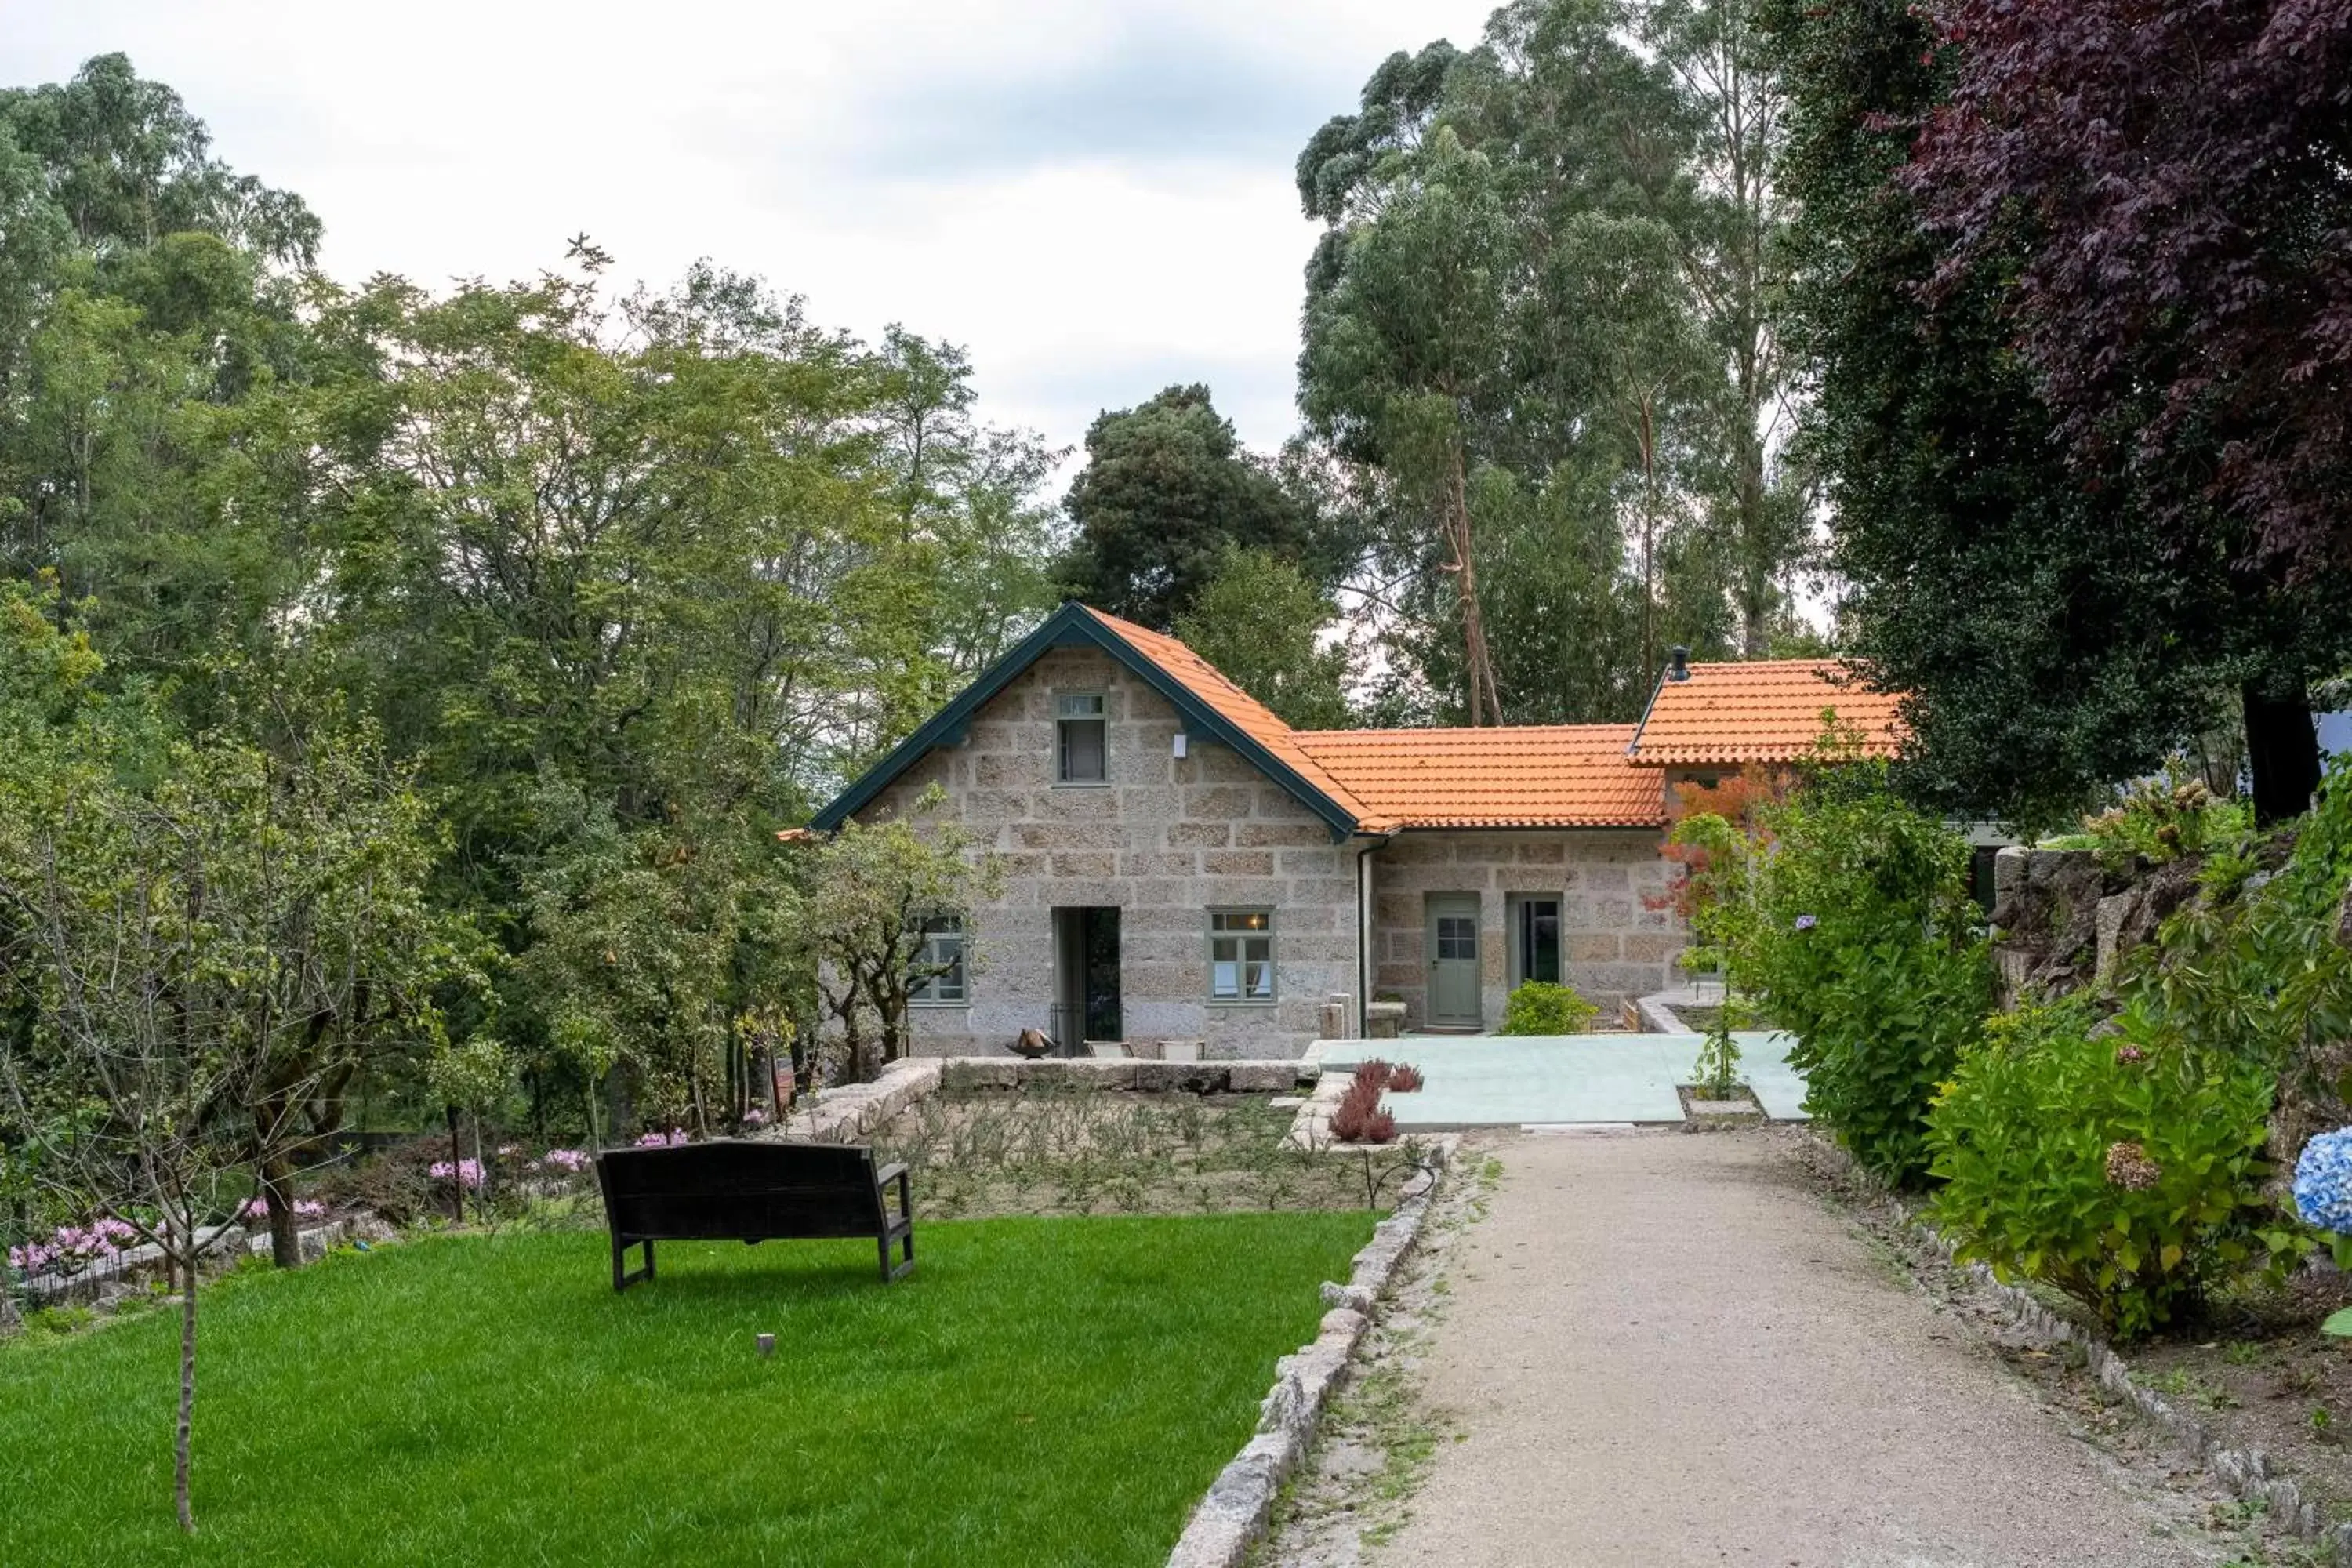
[1426,895,1483,1028]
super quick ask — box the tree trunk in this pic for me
[176,1258,198,1533]
[259,1158,299,1270]
[1445,438,1503,726]
[445,1104,465,1224]
[2244,683,2322,828]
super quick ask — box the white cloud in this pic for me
[0,0,1499,463]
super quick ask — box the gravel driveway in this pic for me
[1366,1130,2249,1567]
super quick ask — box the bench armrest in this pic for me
[876,1162,910,1218]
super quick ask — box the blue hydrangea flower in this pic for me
[2293,1128,2352,1233]
[1793,914,1817,931]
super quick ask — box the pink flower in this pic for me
[634,1129,688,1148]
[741,1108,767,1127]
[427,1158,485,1189]
[530,1148,593,1174]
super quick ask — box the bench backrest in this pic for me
[595,1141,886,1241]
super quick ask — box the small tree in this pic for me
[0,712,456,1530]
[803,786,1000,1083]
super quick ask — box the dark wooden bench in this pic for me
[593,1140,913,1290]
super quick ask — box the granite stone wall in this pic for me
[857,648,1363,1058]
[1366,829,1683,1029]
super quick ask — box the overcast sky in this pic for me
[2,1,1500,466]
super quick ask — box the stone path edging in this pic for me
[1166,1139,1455,1568]
[1805,1131,2352,1563]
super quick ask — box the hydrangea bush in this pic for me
[2294,1129,2352,1234]
[1929,995,2279,1338]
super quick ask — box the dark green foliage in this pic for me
[1172,548,1355,729]
[1738,773,1993,1184]
[1763,0,2352,827]
[1927,996,2278,1339]
[1058,384,1322,632]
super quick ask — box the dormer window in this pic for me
[1056,692,1106,783]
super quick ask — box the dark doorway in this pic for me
[1051,906,1122,1051]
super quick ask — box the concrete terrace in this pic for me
[1312,1031,1809,1127]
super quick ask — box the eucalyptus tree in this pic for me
[1299,3,1718,721]
[1646,0,1806,655]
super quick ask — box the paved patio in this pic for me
[1316,1031,1809,1127]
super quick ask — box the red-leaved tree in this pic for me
[1904,0,2352,820]
[1909,0,2352,575]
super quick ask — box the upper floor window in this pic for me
[908,914,966,1004]
[1057,692,1106,783]
[1208,909,1275,1003]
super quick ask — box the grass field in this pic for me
[0,1210,1372,1566]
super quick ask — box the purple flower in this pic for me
[635,1128,688,1148]
[529,1149,593,1174]
[427,1158,485,1189]
[1794,914,1817,931]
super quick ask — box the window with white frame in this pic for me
[907,914,966,1004]
[1207,909,1275,1003]
[1056,692,1106,782]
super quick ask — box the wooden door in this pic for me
[1426,894,1483,1028]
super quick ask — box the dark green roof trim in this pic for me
[808,602,1363,839]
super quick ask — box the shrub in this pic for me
[1328,1076,1397,1145]
[1928,996,2279,1338]
[2079,775,2252,872]
[1351,1059,1392,1092]
[1498,981,1597,1036]
[1388,1063,1424,1093]
[1740,778,1993,1185]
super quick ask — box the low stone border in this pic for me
[22,1214,377,1306]
[1165,1141,1454,1568]
[1802,1131,2352,1563]
[775,1056,946,1143]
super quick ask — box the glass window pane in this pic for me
[1209,911,1273,1000]
[1059,718,1105,782]
[1057,693,1104,718]
[1520,900,1560,985]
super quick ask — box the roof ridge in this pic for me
[1294,721,1637,740]
[1076,606,1391,832]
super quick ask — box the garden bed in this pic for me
[869,1086,1425,1217]
[0,1213,1374,1566]
[2122,1275,2352,1523]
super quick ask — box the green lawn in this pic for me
[1,1211,1372,1566]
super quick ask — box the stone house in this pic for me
[806,604,1900,1058]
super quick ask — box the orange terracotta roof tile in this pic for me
[1291,724,1663,830]
[1080,607,1396,831]
[1628,659,1904,767]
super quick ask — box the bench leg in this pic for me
[612,1236,655,1292]
[879,1225,915,1284]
